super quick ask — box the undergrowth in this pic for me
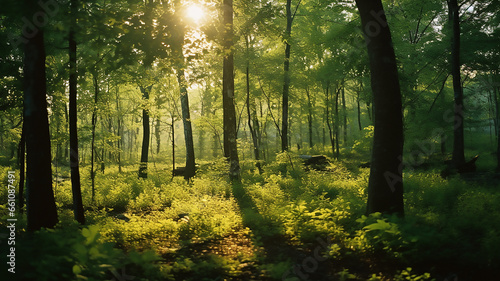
[1,156,499,280]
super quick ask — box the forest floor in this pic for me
[1,154,500,281]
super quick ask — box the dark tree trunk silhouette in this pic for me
[177,70,196,180]
[356,0,404,216]
[138,85,152,178]
[334,85,340,159]
[342,85,347,144]
[171,115,176,177]
[69,0,85,224]
[245,36,262,173]
[156,118,161,154]
[448,0,465,168]
[17,123,25,213]
[116,89,123,173]
[325,83,336,156]
[23,18,58,231]
[90,72,98,202]
[223,0,240,180]
[357,91,362,131]
[306,87,314,148]
[281,0,292,152]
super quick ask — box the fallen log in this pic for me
[299,155,329,171]
[440,155,479,178]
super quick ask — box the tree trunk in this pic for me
[325,83,336,156]
[18,123,25,214]
[116,88,122,173]
[448,0,465,168]
[223,0,241,180]
[91,72,98,202]
[138,85,152,178]
[306,87,314,148]
[23,19,58,231]
[342,84,347,144]
[335,85,340,159]
[176,70,196,180]
[281,0,292,152]
[357,91,362,131]
[245,36,262,173]
[156,118,161,154]
[69,0,85,224]
[356,0,404,216]
[171,115,176,176]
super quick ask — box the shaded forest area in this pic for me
[1,0,499,280]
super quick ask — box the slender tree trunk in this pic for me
[325,83,335,156]
[64,103,69,160]
[91,72,99,202]
[335,85,340,159]
[306,87,314,148]
[245,36,262,173]
[18,123,25,213]
[155,118,161,154]
[23,19,58,231]
[281,0,293,152]
[223,0,240,180]
[357,92,362,131]
[356,0,404,216]
[116,88,122,173]
[176,70,196,179]
[138,85,152,178]
[342,84,347,143]
[448,0,465,168]
[69,0,85,224]
[171,115,176,176]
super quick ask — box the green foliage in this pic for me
[15,224,159,281]
[352,213,408,258]
[351,125,374,158]
[282,198,350,242]
[4,160,500,280]
[263,152,306,179]
[393,268,434,281]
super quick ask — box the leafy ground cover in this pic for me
[1,154,500,280]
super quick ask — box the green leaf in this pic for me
[73,264,82,275]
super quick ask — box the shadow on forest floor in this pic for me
[230,182,335,281]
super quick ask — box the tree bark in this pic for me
[171,115,176,176]
[138,85,152,178]
[91,72,99,202]
[448,0,465,168]
[342,84,347,144]
[18,123,25,214]
[223,0,241,180]
[156,118,161,154]
[335,85,340,159]
[281,0,293,152]
[245,36,262,173]
[116,88,122,173]
[357,91,362,131]
[177,70,196,180]
[325,83,336,156]
[23,18,58,231]
[356,0,404,216]
[306,87,314,148]
[69,0,85,224]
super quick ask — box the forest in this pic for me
[0,0,499,280]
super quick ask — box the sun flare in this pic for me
[186,5,205,24]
